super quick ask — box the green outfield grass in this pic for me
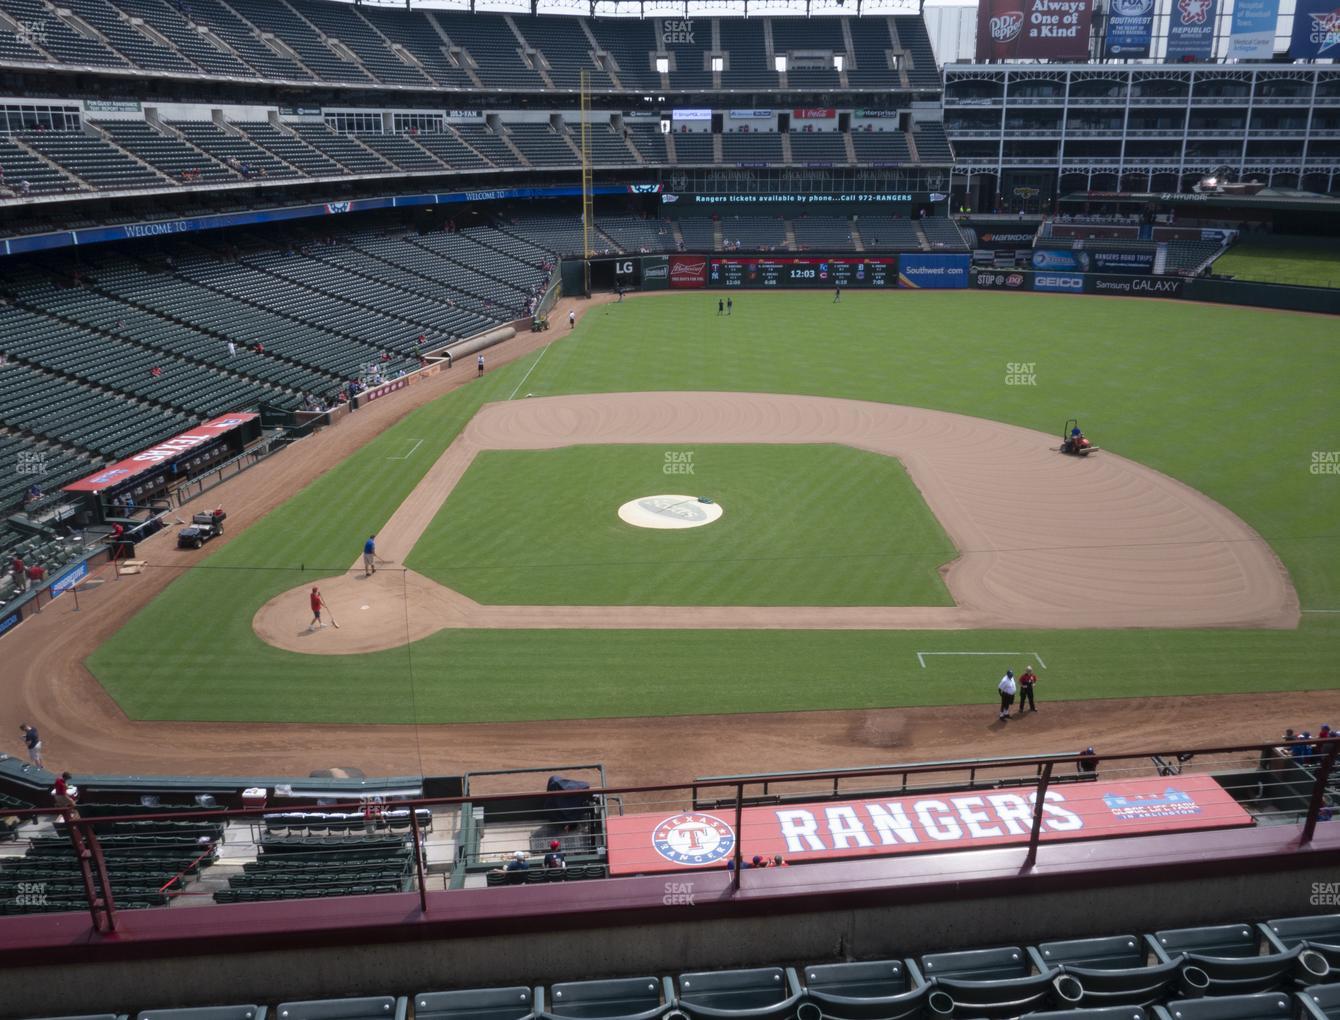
[1213,236,1340,289]
[406,444,955,606]
[87,291,1340,724]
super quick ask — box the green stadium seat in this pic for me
[1028,1010,1148,1020]
[1054,959,1190,1009]
[1148,926,1259,962]
[676,968,804,1020]
[1299,983,1340,1020]
[1031,937,1148,971]
[276,998,406,1020]
[414,988,534,1020]
[800,960,936,1020]
[1153,992,1294,1020]
[920,947,1030,981]
[927,972,1071,1019]
[540,977,675,1020]
[138,1008,267,1020]
[1260,915,1340,952]
[23,1015,127,1020]
[1179,945,1329,996]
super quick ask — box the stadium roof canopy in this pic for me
[330,0,921,18]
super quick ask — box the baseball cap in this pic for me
[550,840,560,850]
[513,851,526,860]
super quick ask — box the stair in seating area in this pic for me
[850,224,866,252]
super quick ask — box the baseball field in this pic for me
[77,289,1340,742]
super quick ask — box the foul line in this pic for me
[1302,609,1340,614]
[388,439,424,461]
[508,342,550,401]
[917,651,1048,669]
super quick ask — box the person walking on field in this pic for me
[997,670,1017,721]
[718,298,724,316]
[308,586,325,630]
[726,296,733,316]
[833,285,841,303]
[19,723,42,768]
[363,535,377,577]
[1017,666,1038,714]
[568,309,576,329]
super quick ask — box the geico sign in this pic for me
[1036,275,1084,290]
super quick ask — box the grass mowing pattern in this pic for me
[88,292,1340,724]
[406,445,956,606]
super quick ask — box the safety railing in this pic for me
[0,737,1333,934]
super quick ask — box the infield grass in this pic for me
[407,444,956,606]
[88,291,1340,724]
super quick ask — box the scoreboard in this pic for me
[708,257,896,288]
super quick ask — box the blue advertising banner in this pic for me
[0,609,21,640]
[897,254,971,289]
[1091,250,1156,273]
[1289,0,1340,57]
[1032,273,1087,293]
[1228,0,1280,58]
[1032,249,1091,272]
[1106,0,1156,56]
[49,560,89,599]
[1166,0,1218,60]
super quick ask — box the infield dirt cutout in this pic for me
[253,391,1298,655]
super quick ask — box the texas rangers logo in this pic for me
[652,813,736,866]
[1178,0,1211,24]
[325,201,352,214]
[1307,9,1340,55]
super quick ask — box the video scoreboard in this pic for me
[708,257,896,288]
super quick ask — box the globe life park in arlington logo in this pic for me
[652,813,737,866]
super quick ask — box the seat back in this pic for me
[678,968,793,1011]
[1157,992,1293,1020]
[803,961,914,1000]
[1033,937,1146,971]
[1299,982,1340,1020]
[1150,926,1259,961]
[1028,1009,1148,1020]
[1183,945,1327,995]
[1061,960,1185,1009]
[1260,915,1340,952]
[930,973,1061,1019]
[414,988,533,1020]
[276,998,403,1020]
[920,947,1029,981]
[546,978,666,1020]
[139,1009,267,1020]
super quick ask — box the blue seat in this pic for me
[415,988,534,1020]
[139,1010,267,1020]
[276,999,407,1020]
[1154,992,1294,1020]
[1260,915,1340,952]
[1031,937,1148,971]
[676,968,804,1020]
[1299,982,1340,1020]
[800,960,936,1020]
[540,978,675,1020]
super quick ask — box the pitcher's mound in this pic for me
[618,495,723,530]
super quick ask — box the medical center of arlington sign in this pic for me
[977,0,1095,59]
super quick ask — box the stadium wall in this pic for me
[2,824,1334,1015]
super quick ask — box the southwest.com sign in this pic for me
[897,254,970,289]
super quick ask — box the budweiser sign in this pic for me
[990,11,1025,40]
[669,256,707,288]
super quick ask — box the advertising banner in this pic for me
[793,108,838,119]
[607,774,1250,875]
[63,413,260,493]
[709,257,896,288]
[976,0,1095,60]
[641,256,670,290]
[669,255,708,288]
[1032,249,1090,272]
[1105,0,1156,55]
[963,223,1039,247]
[1165,0,1218,60]
[1091,250,1156,273]
[1033,272,1087,293]
[357,377,411,407]
[1289,0,1340,57]
[973,268,1033,290]
[1088,274,1187,298]
[898,254,971,289]
[0,609,21,641]
[49,561,89,600]
[1227,0,1280,58]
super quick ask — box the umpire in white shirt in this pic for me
[997,670,1017,721]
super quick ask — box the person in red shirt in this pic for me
[308,587,325,630]
[150,366,162,378]
[1017,666,1039,714]
[10,555,24,591]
